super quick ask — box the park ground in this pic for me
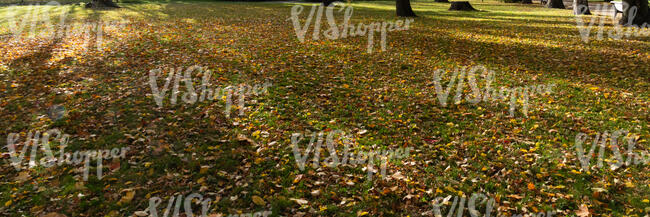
[0,0,649,216]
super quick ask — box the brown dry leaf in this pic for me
[41,213,67,217]
[576,204,590,217]
[109,160,121,171]
[237,134,258,146]
[391,172,405,180]
[15,171,31,183]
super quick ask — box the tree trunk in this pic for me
[573,0,591,14]
[86,0,120,8]
[546,0,565,8]
[620,0,650,26]
[449,1,478,11]
[435,0,450,3]
[323,0,335,6]
[397,0,417,17]
[522,0,533,4]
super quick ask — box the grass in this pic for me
[0,0,649,216]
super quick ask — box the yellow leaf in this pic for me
[4,200,12,207]
[252,195,265,206]
[255,158,264,164]
[119,190,136,205]
[293,174,303,184]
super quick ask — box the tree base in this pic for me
[396,0,418,17]
[86,0,120,8]
[619,0,650,26]
[545,0,565,8]
[323,0,336,6]
[449,1,477,11]
[619,15,650,26]
[574,4,591,14]
[435,0,450,3]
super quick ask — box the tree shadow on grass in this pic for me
[403,26,649,92]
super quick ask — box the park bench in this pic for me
[611,1,624,18]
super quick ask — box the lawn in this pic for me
[0,0,649,216]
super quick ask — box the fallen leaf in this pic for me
[290,198,309,205]
[252,195,266,206]
[119,189,136,205]
[527,182,536,190]
[293,174,303,184]
[391,172,405,180]
[576,204,590,217]
[15,171,31,183]
[41,213,67,217]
